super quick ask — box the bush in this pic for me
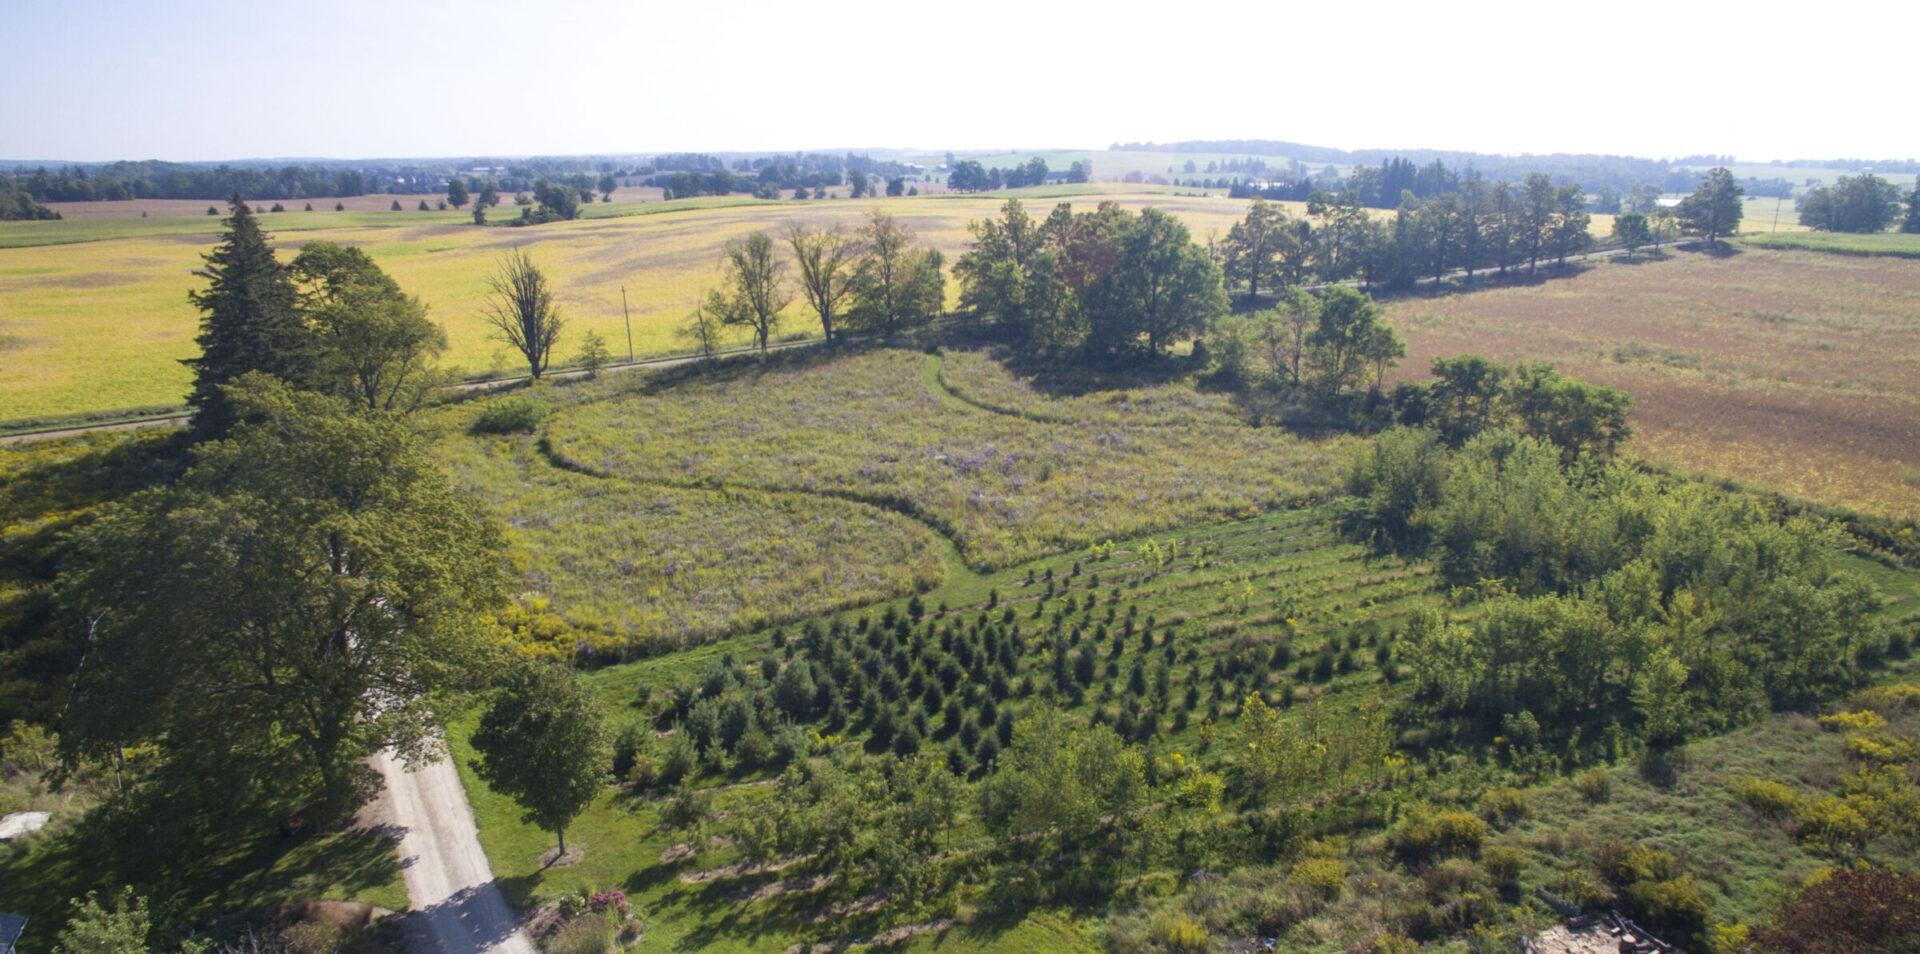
[1477,785,1529,826]
[1390,810,1488,863]
[470,394,552,434]
[1481,844,1526,888]
[1144,912,1211,953]
[1573,767,1613,803]
[1735,777,1803,821]
[544,911,615,954]
[1795,796,1868,851]
[1624,876,1711,944]
[1288,856,1346,899]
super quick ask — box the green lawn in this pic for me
[1742,230,1920,257]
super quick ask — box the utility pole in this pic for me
[621,286,634,363]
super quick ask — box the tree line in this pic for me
[680,210,948,354]
[1796,172,1920,234]
[946,157,1088,192]
[6,161,374,202]
[1213,167,1745,301]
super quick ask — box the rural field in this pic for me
[0,185,1249,425]
[432,347,1350,649]
[1384,247,1920,519]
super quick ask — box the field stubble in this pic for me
[1386,248,1920,518]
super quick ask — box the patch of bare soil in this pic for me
[678,853,808,884]
[728,872,836,903]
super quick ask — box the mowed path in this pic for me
[371,748,536,954]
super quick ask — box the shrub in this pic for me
[1288,856,1346,899]
[1481,844,1526,887]
[1735,777,1803,821]
[1573,767,1613,803]
[1389,810,1488,863]
[1594,838,1681,887]
[1477,785,1529,826]
[544,911,615,954]
[1818,710,1887,732]
[1795,796,1868,851]
[1550,867,1616,909]
[1144,912,1211,953]
[470,394,552,434]
[1624,876,1711,944]
[1851,682,1920,717]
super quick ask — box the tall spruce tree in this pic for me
[183,193,314,438]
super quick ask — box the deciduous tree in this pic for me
[472,662,610,857]
[446,177,469,209]
[786,223,860,344]
[290,242,447,412]
[481,250,564,379]
[714,231,791,351]
[1220,199,1294,301]
[1082,208,1227,356]
[1308,286,1393,394]
[1613,212,1653,257]
[1676,167,1743,244]
[1798,174,1903,233]
[62,377,506,823]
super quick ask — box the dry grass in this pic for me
[1384,247,1920,518]
[0,189,1252,423]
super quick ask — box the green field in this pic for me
[1742,229,1920,257]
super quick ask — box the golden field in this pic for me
[1385,248,1920,519]
[0,186,1250,423]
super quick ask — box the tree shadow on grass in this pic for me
[1609,249,1675,266]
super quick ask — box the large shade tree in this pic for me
[1082,207,1227,357]
[61,376,507,824]
[1676,167,1744,244]
[290,242,447,412]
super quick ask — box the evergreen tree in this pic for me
[446,176,470,209]
[182,193,314,439]
[1903,183,1920,234]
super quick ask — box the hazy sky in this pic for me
[5,0,1910,163]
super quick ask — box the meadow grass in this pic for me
[545,348,1353,569]
[0,190,1255,425]
[1742,230,1920,257]
[425,396,946,652]
[1384,247,1920,519]
[935,347,1244,425]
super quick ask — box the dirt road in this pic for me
[371,748,536,954]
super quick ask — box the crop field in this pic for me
[1385,247,1920,518]
[457,501,1449,952]
[545,348,1353,569]
[0,188,1252,425]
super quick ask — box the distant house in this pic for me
[0,912,26,954]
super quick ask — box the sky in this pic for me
[4,0,1912,164]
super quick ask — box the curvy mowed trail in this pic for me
[546,349,1353,570]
